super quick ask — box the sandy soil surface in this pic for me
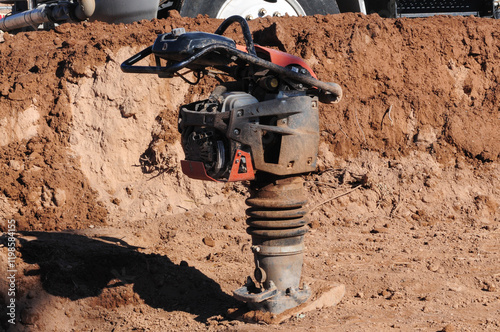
[0,12,499,331]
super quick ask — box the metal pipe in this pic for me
[0,5,49,31]
[0,0,95,32]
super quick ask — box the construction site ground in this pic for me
[0,12,499,331]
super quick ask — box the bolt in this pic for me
[236,110,243,117]
[273,11,282,17]
[234,129,240,135]
[281,119,287,124]
[237,151,242,156]
[251,245,261,253]
[259,8,267,17]
[245,15,253,20]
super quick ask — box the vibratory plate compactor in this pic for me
[121,16,345,322]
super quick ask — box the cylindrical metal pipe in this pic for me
[0,5,49,31]
[0,0,95,32]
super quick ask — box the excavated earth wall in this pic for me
[0,12,498,331]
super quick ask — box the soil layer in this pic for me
[0,12,499,331]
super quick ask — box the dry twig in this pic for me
[381,105,394,129]
[309,184,362,213]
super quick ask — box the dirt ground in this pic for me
[0,12,499,331]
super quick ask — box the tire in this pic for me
[179,0,339,18]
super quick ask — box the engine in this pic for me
[178,91,320,182]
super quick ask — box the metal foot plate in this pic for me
[228,279,345,324]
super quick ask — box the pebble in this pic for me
[309,219,321,229]
[371,227,388,234]
[9,160,22,171]
[381,290,392,299]
[448,284,463,292]
[203,236,215,247]
[422,194,433,203]
[428,262,441,272]
[390,291,404,300]
[203,212,215,219]
[442,323,455,332]
[54,188,66,207]
[355,291,364,298]
[54,23,71,34]
[483,282,496,292]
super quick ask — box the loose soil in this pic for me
[0,12,499,331]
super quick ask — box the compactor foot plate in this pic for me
[228,279,345,324]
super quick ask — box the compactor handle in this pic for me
[121,43,342,102]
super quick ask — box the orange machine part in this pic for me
[236,44,317,79]
[181,150,255,182]
[227,150,255,182]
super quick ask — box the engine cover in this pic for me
[178,91,319,182]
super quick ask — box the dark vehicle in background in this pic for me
[0,0,498,32]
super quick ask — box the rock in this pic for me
[203,236,215,247]
[370,227,388,234]
[2,32,10,42]
[54,23,71,34]
[428,262,441,272]
[448,283,464,292]
[126,186,134,196]
[54,188,66,207]
[381,290,392,299]
[482,282,496,292]
[309,219,320,229]
[9,160,22,171]
[415,124,437,147]
[203,212,215,220]
[41,185,54,208]
[442,323,456,332]
[390,291,404,300]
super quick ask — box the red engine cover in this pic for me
[236,44,317,79]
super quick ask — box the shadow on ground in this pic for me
[2,231,238,326]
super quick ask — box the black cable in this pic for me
[214,15,257,56]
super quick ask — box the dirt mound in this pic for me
[0,12,499,331]
[1,13,499,231]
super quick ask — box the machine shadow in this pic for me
[14,231,239,322]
